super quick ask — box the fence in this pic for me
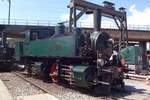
[0,19,150,31]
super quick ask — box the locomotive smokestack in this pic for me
[94,10,101,32]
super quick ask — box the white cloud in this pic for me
[60,13,69,21]
[59,13,116,28]
[80,15,116,28]
[60,4,150,28]
[128,4,150,25]
[80,15,93,27]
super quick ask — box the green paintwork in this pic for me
[15,42,24,61]
[120,46,142,65]
[72,65,90,88]
[23,35,76,57]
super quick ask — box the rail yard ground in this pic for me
[0,71,150,100]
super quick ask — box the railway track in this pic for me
[14,71,149,91]
[0,72,45,99]
[13,71,90,94]
[125,73,150,82]
[14,71,149,92]
[13,72,51,94]
[12,71,103,100]
[11,71,150,100]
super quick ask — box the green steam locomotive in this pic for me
[14,0,141,93]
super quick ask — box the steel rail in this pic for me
[125,74,150,81]
[13,72,51,94]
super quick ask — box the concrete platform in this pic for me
[17,93,59,100]
[0,80,13,100]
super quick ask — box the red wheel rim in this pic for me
[50,64,58,82]
[121,58,126,65]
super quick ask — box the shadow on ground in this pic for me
[18,72,150,100]
[62,83,148,100]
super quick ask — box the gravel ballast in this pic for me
[0,72,44,100]
[0,72,150,100]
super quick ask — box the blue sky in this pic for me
[0,0,150,25]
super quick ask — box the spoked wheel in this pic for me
[50,64,58,82]
[40,62,52,83]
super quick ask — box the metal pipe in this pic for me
[73,7,77,28]
[69,8,73,32]
[1,32,6,47]
[94,10,102,32]
[8,1,11,25]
